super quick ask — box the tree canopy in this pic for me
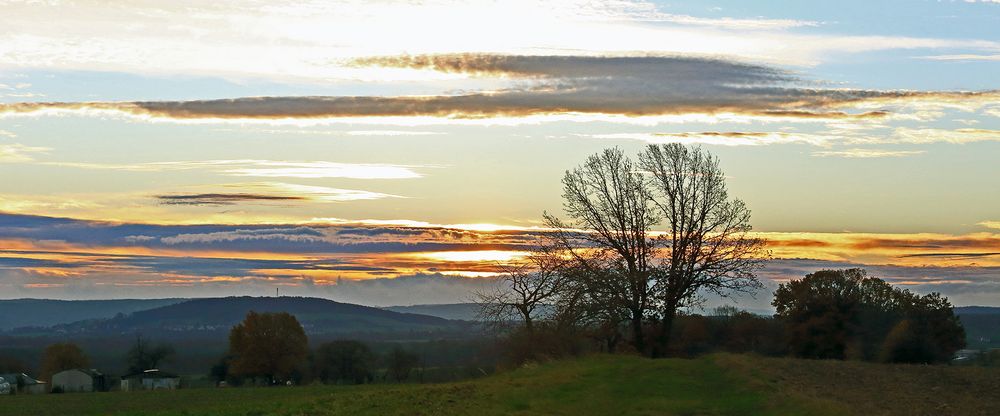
[773,268,965,363]
[514,144,767,356]
[311,340,376,384]
[39,342,90,382]
[227,311,308,383]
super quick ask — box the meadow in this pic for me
[2,354,997,416]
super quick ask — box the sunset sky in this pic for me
[1,0,998,308]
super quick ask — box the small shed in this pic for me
[51,369,107,393]
[0,373,47,394]
[120,369,180,391]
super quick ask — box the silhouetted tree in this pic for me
[39,342,89,382]
[774,269,965,363]
[125,335,175,373]
[639,144,767,356]
[312,340,375,384]
[544,147,660,352]
[880,293,966,363]
[476,248,567,332]
[544,145,766,356]
[385,346,420,382]
[228,311,308,384]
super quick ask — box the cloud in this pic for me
[159,227,327,245]
[811,148,926,158]
[3,213,1000,304]
[155,193,306,206]
[0,143,49,162]
[4,55,995,124]
[921,53,1000,62]
[344,130,443,136]
[3,0,999,84]
[979,221,1000,230]
[42,159,424,179]
[154,182,403,206]
[584,131,848,146]
[888,128,1000,144]
[224,161,422,179]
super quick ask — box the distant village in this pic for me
[1,368,179,395]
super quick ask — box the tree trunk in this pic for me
[653,306,677,358]
[631,311,646,354]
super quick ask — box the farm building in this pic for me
[0,373,47,394]
[51,369,107,393]
[120,369,180,391]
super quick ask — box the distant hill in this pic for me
[0,298,184,331]
[384,303,482,321]
[955,306,1000,315]
[955,306,1000,349]
[37,296,459,336]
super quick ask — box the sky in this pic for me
[0,0,999,308]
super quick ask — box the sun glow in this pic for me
[410,250,529,262]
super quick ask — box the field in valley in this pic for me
[1,354,997,416]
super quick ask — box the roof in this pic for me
[0,373,45,385]
[55,368,104,378]
[121,369,179,380]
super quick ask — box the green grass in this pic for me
[2,354,996,415]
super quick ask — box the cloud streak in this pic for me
[3,55,996,124]
[42,159,424,179]
[155,193,306,206]
[811,148,926,158]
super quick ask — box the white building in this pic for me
[51,369,106,393]
[120,369,180,391]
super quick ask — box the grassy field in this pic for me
[1,354,997,416]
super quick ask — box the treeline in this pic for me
[476,144,965,365]
[483,268,966,365]
[209,311,493,386]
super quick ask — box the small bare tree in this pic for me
[475,249,567,332]
[640,143,768,355]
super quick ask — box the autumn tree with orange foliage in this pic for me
[39,342,90,382]
[227,311,308,384]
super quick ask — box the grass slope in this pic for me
[3,354,997,416]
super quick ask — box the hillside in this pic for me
[956,306,1000,349]
[42,296,460,336]
[0,298,184,331]
[384,303,482,321]
[3,354,998,415]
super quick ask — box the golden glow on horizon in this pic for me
[409,250,530,263]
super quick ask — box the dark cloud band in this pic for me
[3,55,994,121]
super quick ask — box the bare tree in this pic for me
[476,248,567,332]
[543,147,660,352]
[639,143,768,356]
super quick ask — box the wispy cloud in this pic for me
[155,182,403,206]
[42,159,424,179]
[224,161,422,179]
[1,0,997,83]
[4,55,995,124]
[811,148,926,158]
[583,131,844,146]
[155,193,306,206]
[888,128,1000,144]
[921,53,1000,62]
[979,221,1000,230]
[0,143,49,162]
